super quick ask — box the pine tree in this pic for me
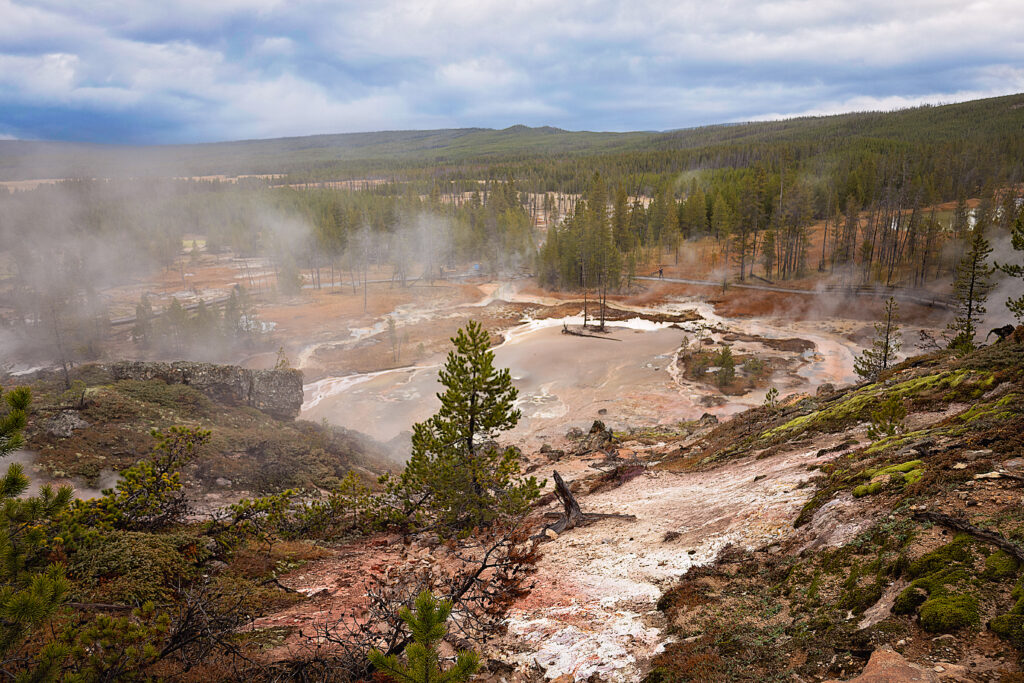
[712,194,734,288]
[368,591,479,683]
[854,297,902,382]
[0,385,74,677]
[996,213,1024,323]
[761,228,776,279]
[399,321,540,530]
[160,298,189,354]
[715,345,735,388]
[947,227,994,353]
[132,294,154,348]
[0,385,29,459]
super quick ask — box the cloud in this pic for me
[0,0,1022,142]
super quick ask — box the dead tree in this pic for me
[540,470,636,539]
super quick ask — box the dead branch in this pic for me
[995,471,1024,485]
[913,511,1024,563]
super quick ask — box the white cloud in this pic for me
[748,68,1024,121]
[1,0,1023,140]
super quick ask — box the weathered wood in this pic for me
[913,511,1024,563]
[584,512,638,521]
[552,470,583,531]
[994,471,1024,485]
[561,324,621,341]
[536,470,636,541]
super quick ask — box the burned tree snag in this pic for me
[538,470,636,541]
[549,470,584,534]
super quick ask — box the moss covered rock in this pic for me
[918,594,980,633]
[908,536,972,578]
[983,550,1019,580]
[893,586,928,615]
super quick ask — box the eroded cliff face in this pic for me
[106,361,303,419]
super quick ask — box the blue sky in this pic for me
[1,0,1022,144]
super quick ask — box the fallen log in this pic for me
[561,324,621,341]
[913,511,1024,563]
[536,470,636,541]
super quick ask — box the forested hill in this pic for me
[1,93,1022,181]
[0,125,652,180]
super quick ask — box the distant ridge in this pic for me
[0,93,1022,181]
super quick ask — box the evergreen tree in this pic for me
[715,345,735,388]
[191,300,218,348]
[399,321,540,530]
[947,227,994,353]
[223,285,247,339]
[761,229,776,279]
[160,298,189,354]
[368,591,479,683]
[853,297,902,382]
[712,194,734,287]
[996,213,1024,323]
[0,385,29,458]
[131,294,154,348]
[0,385,74,678]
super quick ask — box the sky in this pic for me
[1,0,1023,145]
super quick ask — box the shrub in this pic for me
[287,472,383,539]
[69,531,206,603]
[867,395,907,440]
[68,427,209,532]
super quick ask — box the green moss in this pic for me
[891,537,980,625]
[893,586,928,614]
[864,460,924,477]
[853,481,882,497]
[983,550,1019,580]
[918,594,979,633]
[761,412,815,439]
[908,537,973,578]
[864,434,914,455]
[990,579,1024,647]
[903,469,924,485]
[839,581,884,614]
[759,370,970,443]
[990,613,1024,648]
[851,460,926,497]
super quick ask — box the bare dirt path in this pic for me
[492,439,840,681]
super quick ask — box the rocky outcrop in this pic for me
[823,646,952,682]
[45,410,90,437]
[573,420,614,455]
[106,361,303,420]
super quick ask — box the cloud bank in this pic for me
[1,0,1022,143]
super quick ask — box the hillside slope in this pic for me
[1,93,1021,179]
[640,330,1024,681]
[16,363,391,497]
